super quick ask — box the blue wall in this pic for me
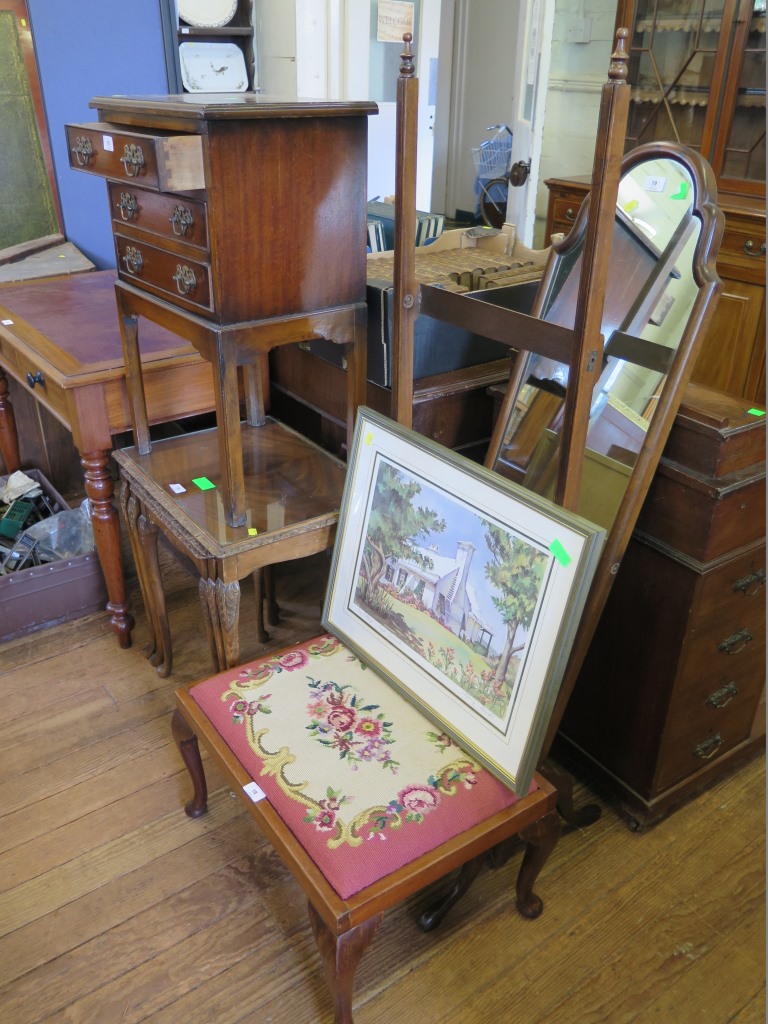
[27,0,170,268]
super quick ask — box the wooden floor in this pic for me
[0,549,764,1024]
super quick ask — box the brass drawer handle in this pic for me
[706,682,738,709]
[26,370,44,389]
[744,240,766,258]
[733,567,765,596]
[71,136,93,166]
[717,628,752,655]
[173,264,197,295]
[117,192,138,221]
[122,246,144,275]
[120,143,145,178]
[169,205,194,236]
[694,734,723,760]
[564,207,576,222]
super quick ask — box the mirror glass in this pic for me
[490,156,701,529]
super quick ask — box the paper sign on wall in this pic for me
[377,0,414,43]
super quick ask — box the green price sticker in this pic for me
[549,539,572,567]
[192,477,216,491]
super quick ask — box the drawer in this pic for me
[655,642,765,790]
[718,211,766,282]
[0,327,21,374]
[8,356,69,426]
[65,122,205,192]
[107,182,209,251]
[679,614,765,704]
[114,234,213,314]
[687,544,766,638]
[550,195,584,234]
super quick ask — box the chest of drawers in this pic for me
[556,384,765,827]
[66,95,377,525]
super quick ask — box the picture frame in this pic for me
[323,407,606,794]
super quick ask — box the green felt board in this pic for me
[0,11,58,249]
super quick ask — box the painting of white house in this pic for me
[354,455,551,728]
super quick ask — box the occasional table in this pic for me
[0,270,225,647]
[113,421,346,674]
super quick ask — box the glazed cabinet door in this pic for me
[615,0,766,200]
[713,0,766,196]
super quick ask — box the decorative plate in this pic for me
[178,0,238,28]
[179,42,248,93]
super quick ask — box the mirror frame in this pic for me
[507,140,725,760]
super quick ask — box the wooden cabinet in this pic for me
[544,178,766,404]
[556,385,766,827]
[65,93,376,526]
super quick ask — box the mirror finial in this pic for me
[400,33,415,78]
[609,27,629,82]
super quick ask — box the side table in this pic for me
[113,421,347,674]
[0,270,226,647]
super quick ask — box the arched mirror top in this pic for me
[488,141,724,531]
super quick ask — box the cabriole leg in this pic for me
[308,903,383,1024]
[418,853,484,932]
[171,709,208,818]
[515,809,560,919]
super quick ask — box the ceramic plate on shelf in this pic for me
[179,42,248,92]
[177,0,238,28]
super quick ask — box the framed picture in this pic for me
[323,407,606,794]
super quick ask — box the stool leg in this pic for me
[418,853,484,932]
[308,902,382,1024]
[171,709,208,818]
[515,808,560,919]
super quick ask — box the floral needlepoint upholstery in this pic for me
[190,634,535,899]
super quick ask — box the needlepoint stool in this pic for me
[173,633,560,1023]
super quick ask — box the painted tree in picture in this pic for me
[357,461,446,609]
[483,522,548,694]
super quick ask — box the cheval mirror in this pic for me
[401,30,724,818]
[481,141,724,813]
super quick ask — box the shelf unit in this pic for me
[160,0,257,94]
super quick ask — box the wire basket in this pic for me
[471,129,513,180]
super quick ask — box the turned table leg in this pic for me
[0,367,21,473]
[80,449,135,648]
[308,902,383,1024]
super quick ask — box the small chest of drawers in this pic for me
[66,94,377,526]
[557,384,766,827]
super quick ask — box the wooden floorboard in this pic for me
[0,550,763,1023]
